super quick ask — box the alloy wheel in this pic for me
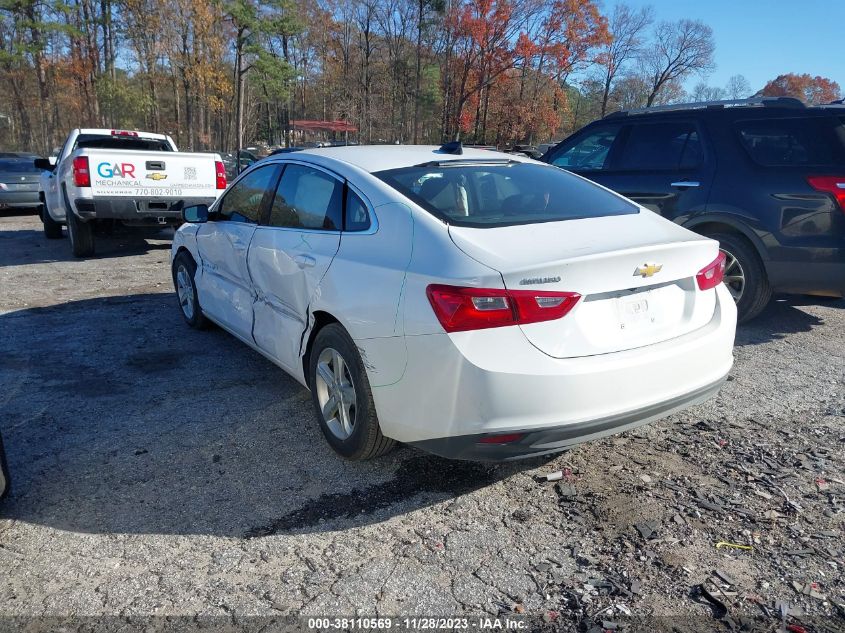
[315,347,357,440]
[720,248,745,303]
[176,265,195,319]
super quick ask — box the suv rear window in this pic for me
[736,118,843,166]
[375,161,638,228]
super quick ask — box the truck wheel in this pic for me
[172,251,207,329]
[708,232,771,323]
[40,204,63,239]
[66,207,95,257]
[308,323,395,461]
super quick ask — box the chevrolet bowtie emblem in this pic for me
[634,263,663,278]
[146,172,167,181]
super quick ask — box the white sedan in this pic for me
[171,144,736,461]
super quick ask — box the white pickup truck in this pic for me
[37,128,226,257]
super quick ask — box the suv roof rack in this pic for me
[605,96,806,118]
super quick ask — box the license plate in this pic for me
[618,292,657,329]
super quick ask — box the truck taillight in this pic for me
[72,156,90,187]
[426,284,581,333]
[696,251,726,291]
[807,176,845,212]
[110,129,139,137]
[215,161,227,189]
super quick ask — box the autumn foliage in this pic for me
[759,73,841,105]
[0,0,838,154]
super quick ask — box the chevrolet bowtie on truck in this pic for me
[36,129,226,257]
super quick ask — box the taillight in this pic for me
[72,156,90,187]
[696,251,726,291]
[215,161,227,189]
[426,284,580,333]
[110,129,139,137]
[807,175,845,212]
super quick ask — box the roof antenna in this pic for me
[439,140,463,155]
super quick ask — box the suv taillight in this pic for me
[807,176,845,212]
[696,251,726,291]
[215,161,227,189]
[426,284,581,333]
[72,156,90,187]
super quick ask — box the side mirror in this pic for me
[0,431,9,502]
[34,157,54,171]
[182,204,209,223]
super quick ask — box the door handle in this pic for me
[670,181,700,188]
[294,254,316,268]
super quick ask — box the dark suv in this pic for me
[542,97,845,321]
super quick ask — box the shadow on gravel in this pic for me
[735,294,843,346]
[0,225,173,267]
[0,293,518,538]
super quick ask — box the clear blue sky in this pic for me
[620,0,845,94]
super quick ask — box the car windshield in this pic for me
[375,161,638,227]
[0,159,38,173]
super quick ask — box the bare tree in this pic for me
[691,82,725,102]
[597,4,653,116]
[642,19,714,107]
[725,74,751,99]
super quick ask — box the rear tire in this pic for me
[308,323,394,460]
[64,188,95,258]
[40,204,63,239]
[708,232,771,323]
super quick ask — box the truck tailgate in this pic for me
[87,150,219,198]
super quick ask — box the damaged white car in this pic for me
[171,144,736,461]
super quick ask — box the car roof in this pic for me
[292,145,533,173]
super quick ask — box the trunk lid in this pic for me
[448,212,720,358]
[0,172,39,191]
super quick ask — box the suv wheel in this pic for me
[709,232,771,323]
[308,323,395,460]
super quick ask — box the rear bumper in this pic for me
[370,284,736,460]
[411,376,726,460]
[71,196,217,222]
[0,192,40,209]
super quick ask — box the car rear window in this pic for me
[375,161,638,228]
[736,117,844,166]
[0,159,38,173]
[74,134,172,152]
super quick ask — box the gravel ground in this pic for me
[0,211,843,632]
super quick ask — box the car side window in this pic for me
[217,165,278,223]
[550,125,622,171]
[736,118,841,166]
[268,164,343,230]
[345,188,371,231]
[616,122,702,171]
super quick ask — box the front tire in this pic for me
[40,203,63,239]
[172,252,207,329]
[66,203,95,257]
[708,232,771,323]
[309,324,394,460]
